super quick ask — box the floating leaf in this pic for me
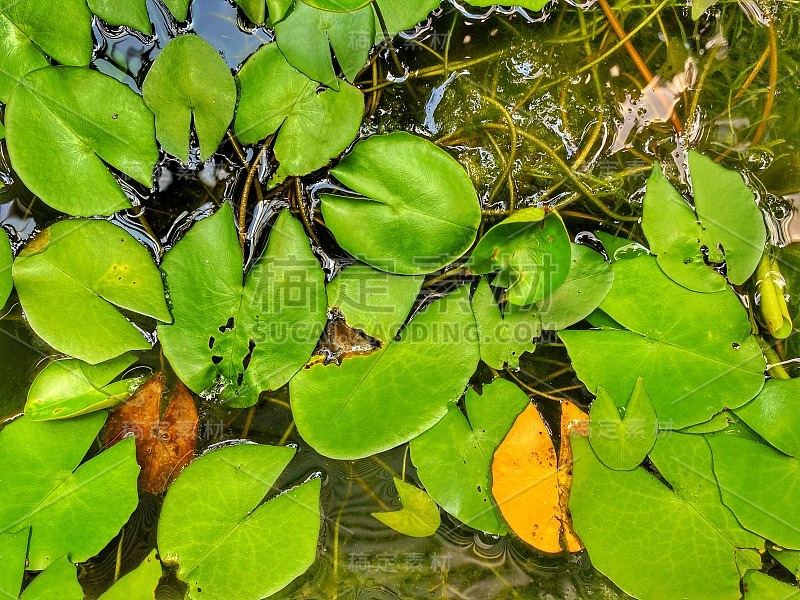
[274,1,374,88]
[467,0,550,11]
[537,243,613,330]
[292,285,479,459]
[159,204,326,408]
[20,556,82,600]
[5,67,159,216]
[492,400,586,552]
[769,546,800,579]
[87,0,151,34]
[0,413,139,570]
[371,477,441,538]
[588,378,657,471]
[410,379,530,534]
[376,0,440,36]
[106,373,198,494]
[569,435,742,600]
[0,230,11,308]
[25,354,139,421]
[98,549,162,600]
[560,255,765,429]
[143,35,237,162]
[0,15,49,103]
[158,444,321,600]
[642,152,766,292]
[471,277,539,370]
[709,435,800,550]
[557,400,588,553]
[304,0,372,11]
[234,43,364,184]
[321,132,481,275]
[648,432,764,571]
[743,571,800,599]
[692,0,719,20]
[233,0,291,24]
[327,263,422,342]
[734,377,800,458]
[0,529,28,599]
[467,209,572,306]
[162,0,190,21]
[13,219,171,365]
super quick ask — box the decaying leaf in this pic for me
[106,373,198,494]
[491,400,587,553]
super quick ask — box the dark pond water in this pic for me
[2,0,800,597]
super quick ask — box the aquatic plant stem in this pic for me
[482,95,518,209]
[751,21,777,146]
[241,405,255,438]
[228,131,263,204]
[686,46,719,134]
[333,466,355,577]
[294,178,321,248]
[238,144,267,247]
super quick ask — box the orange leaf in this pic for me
[491,400,588,553]
[106,373,198,494]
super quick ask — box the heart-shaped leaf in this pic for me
[642,152,766,292]
[25,353,140,421]
[410,378,530,535]
[292,285,479,459]
[560,255,765,428]
[20,556,82,600]
[734,377,800,458]
[106,373,198,494]
[374,0,440,36]
[13,219,171,364]
[158,444,321,600]
[371,477,441,537]
[588,378,658,471]
[234,43,364,184]
[0,230,11,308]
[0,413,139,570]
[143,35,237,162]
[321,132,481,275]
[98,550,162,600]
[158,203,327,408]
[87,0,151,34]
[467,209,572,306]
[233,0,292,24]
[5,67,159,216]
[471,277,539,370]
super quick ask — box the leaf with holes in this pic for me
[410,379,530,535]
[0,413,140,570]
[158,444,321,600]
[106,373,198,494]
[292,285,479,459]
[158,203,327,408]
[5,67,159,216]
[321,132,481,275]
[371,478,441,537]
[25,353,141,421]
[642,152,766,292]
[234,43,364,184]
[13,219,171,364]
[143,35,237,162]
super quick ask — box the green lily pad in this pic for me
[560,255,765,429]
[588,378,658,471]
[769,546,800,578]
[158,444,321,600]
[648,432,764,571]
[321,132,481,275]
[98,550,162,600]
[274,1,374,88]
[0,413,140,570]
[410,378,529,534]
[0,14,49,103]
[5,67,159,216]
[87,0,152,34]
[0,230,11,308]
[467,209,572,306]
[371,477,441,537]
[569,434,742,600]
[327,263,423,341]
[291,285,480,459]
[734,377,800,458]
[743,571,800,599]
[163,0,190,21]
[536,243,613,330]
[709,435,800,550]
[642,152,766,292]
[0,529,28,599]
[376,0,440,36]
[25,354,140,421]
[467,0,550,11]
[13,219,171,365]
[233,0,292,24]
[0,0,92,69]
[234,43,364,184]
[158,203,327,408]
[20,556,82,600]
[471,277,539,370]
[304,0,373,11]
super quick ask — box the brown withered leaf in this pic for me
[491,399,588,553]
[106,372,198,494]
